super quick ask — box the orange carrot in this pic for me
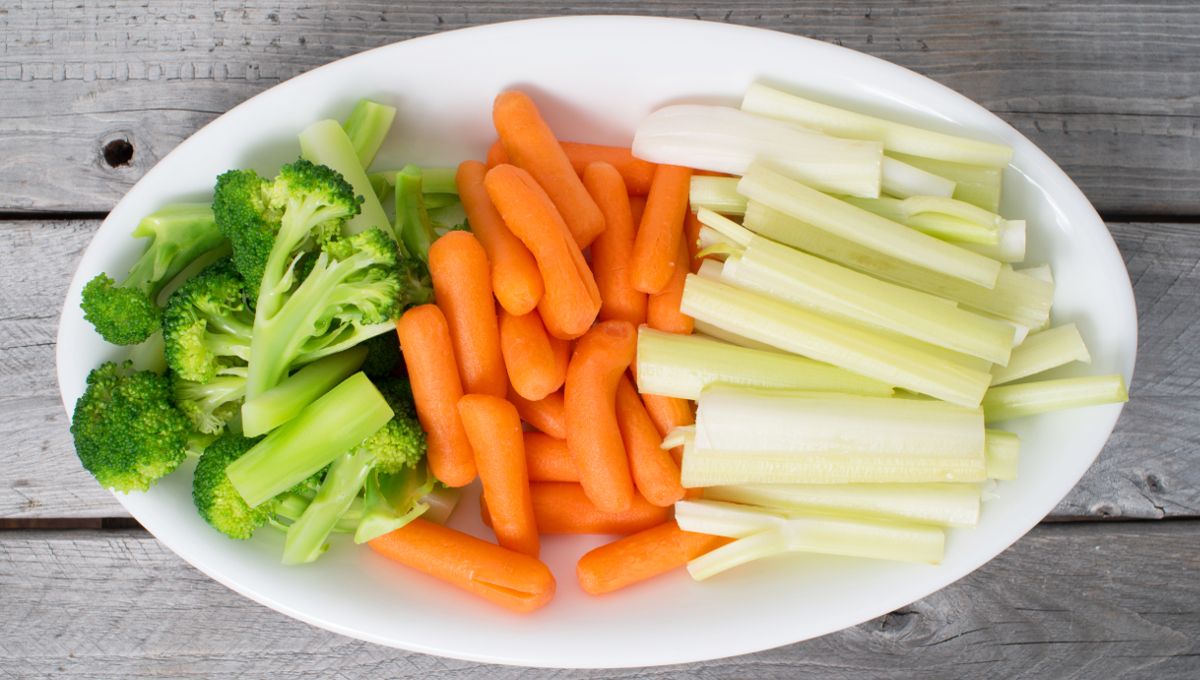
[628,194,647,228]
[428,231,507,399]
[489,140,657,195]
[397,306,477,487]
[457,394,539,558]
[683,209,705,274]
[523,431,578,482]
[485,139,507,168]
[369,518,555,613]
[615,375,685,507]
[646,239,695,335]
[565,320,638,512]
[484,164,601,339]
[456,160,544,315]
[629,164,693,294]
[498,306,567,401]
[575,520,733,595]
[508,386,566,440]
[584,161,648,327]
[639,391,698,498]
[482,482,670,535]
[492,91,606,249]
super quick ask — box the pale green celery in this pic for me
[636,326,894,400]
[702,482,980,528]
[299,119,395,240]
[691,176,747,216]
[738,164,1001,289]
[886,152,1003,213]
[379,167,460,194]
[692,319,787,354]
[680,275,994,407]
[985,429,1020,481]
[839,195,1000,246]
[694,386,984,458]
[982,375,1128,423]
[881,156,956,199]
[743,201,1053,327]
[342,99,397,172]
[227,372,394,507]
[1019,263,1054,283]
[732,237,1016,364]
[661,425,694,451]
[696,208,756,248]
[681,448,989,485]
[240,345,368,437]
[696,258,725,282]
[959,220,1026,263]
[695,226,728,259]
[990,324,1091,386]
[742,83,1013,168]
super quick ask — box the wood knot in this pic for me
[103,139,134,167]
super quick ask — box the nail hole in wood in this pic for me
[103,139,134,167]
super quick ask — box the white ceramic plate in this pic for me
[56,16,1136,668]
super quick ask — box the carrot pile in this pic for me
[374,90,723,614]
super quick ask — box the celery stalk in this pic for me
[738,164,1001,288]
[881,156,956,199]
[985,429,1020,481]
[982,375,1129,423]
[741,83,1013,168]
[959,220,1026,263]
[886,152,1003,213]
[990,324,1091,386]
[702,482,981,528]
[298,119,395,240]
[636,326,894,400]
[690,176,748,216]
[692,319,787,354]
[743,201,1053,327]
[680,275,994,407]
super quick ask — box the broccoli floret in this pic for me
[172,372,246,435]
[360,328,401,377]
[81,204,227,345]
[193,434,271,540]
[70,361,192,492]
[162,258,254,383]
[368,375,424,471]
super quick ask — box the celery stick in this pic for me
[744,201,1053,327]
[739,164,1001,288]
[636,326,894,400]
[695,227,729,261]
[839,195,1001,246]
[694,387,984,458]
[342,99,397,172]
[695,258,725,282]
[299,119,395,240]
[696,208,755,248]
[692,319,787,354]
[985,429,1020,481]
[733,238,1016,364]
[681,448,989,485]
[703,482,981,528]
[881,156,956,199]
[990,324,1091,386]
[982,375,1129,423]
[886,152,1003,213]
[680,275,994,407]
[241,345,368,437]
[959,220,1026,263]
[691,176,747,216]
[742,83,1013,168]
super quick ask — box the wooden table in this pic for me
[3,2,1198,677]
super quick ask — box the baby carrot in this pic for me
[565,320,638,512]
[488,140,657,195]
[584,161,648,327]
[683,209,705,274]
[499,306,568,401]
[368,518,555,614]
[482,482,670,535]
[428,231,507,399]
[508,385,566,440]
[629,194,647,228]
[575,520,732,595]
[524,431,578,482]
[615,375,685,507]
[397,306,476,487]
[646,239,696,335]
[492,90,606,249]
[484,163,601,340]
[456,160,544,316]
[629,164,693,294]
[457,394,539,558]
[639,391,698,498]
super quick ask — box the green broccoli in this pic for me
[162,258,254,384]
[81,204,228,345]
[360,328,401,377]
[70,361,192,492]
[172,372,246,435]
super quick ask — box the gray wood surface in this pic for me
[3,521,1197,677]
[2,1,1198,216]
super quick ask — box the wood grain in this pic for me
[2,218,1197,521]
[1,521,1196,676]
[1,1,1198,215]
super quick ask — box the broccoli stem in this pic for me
[127,204,228,300]
[342,99,397,172]
[241,345,368,437]
[396,165,437,262]
[226,372,394,507]
[282,446,376,564]
[299,119,395,241]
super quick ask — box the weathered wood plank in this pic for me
[2,1,1198,215]
[1,521,1197,676]
[2,219,1198,519]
